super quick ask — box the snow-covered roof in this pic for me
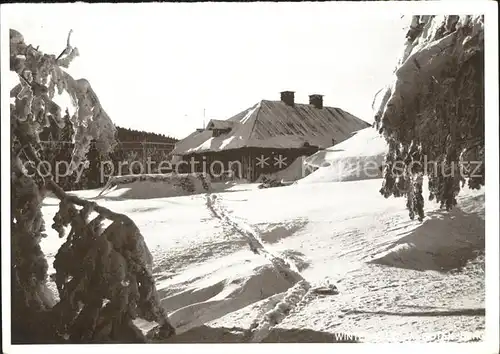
[172,100,370,155]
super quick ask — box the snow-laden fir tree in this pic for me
[10,28,175,343]
[374,15,484,221]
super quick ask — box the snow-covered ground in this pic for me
[40,175,485,343]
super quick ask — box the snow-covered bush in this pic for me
[258,177,285,189]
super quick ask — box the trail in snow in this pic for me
[205,194,304,282]
[205,193,321,342]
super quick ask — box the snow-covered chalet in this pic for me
[170,91,370,181]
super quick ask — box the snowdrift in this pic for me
[161,263,297,336]
[98,173,212,199]
[298,127,388,183]
[370,190,485,272]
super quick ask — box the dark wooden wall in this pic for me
[178,145,319,182]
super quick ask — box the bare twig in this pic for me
[66,29,73,47]
[56,29,74,61]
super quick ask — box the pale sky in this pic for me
[5,3,408,139]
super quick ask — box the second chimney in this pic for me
[280,91,295,106]
[309,94,324,109]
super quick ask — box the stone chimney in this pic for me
[309,94,324,109]
[280,91,295,106]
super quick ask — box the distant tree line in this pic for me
[115,126,177,144]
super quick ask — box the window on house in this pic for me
[212,128,231,137]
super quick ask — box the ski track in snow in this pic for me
[206,193,303,280]
[205,193,315,342]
